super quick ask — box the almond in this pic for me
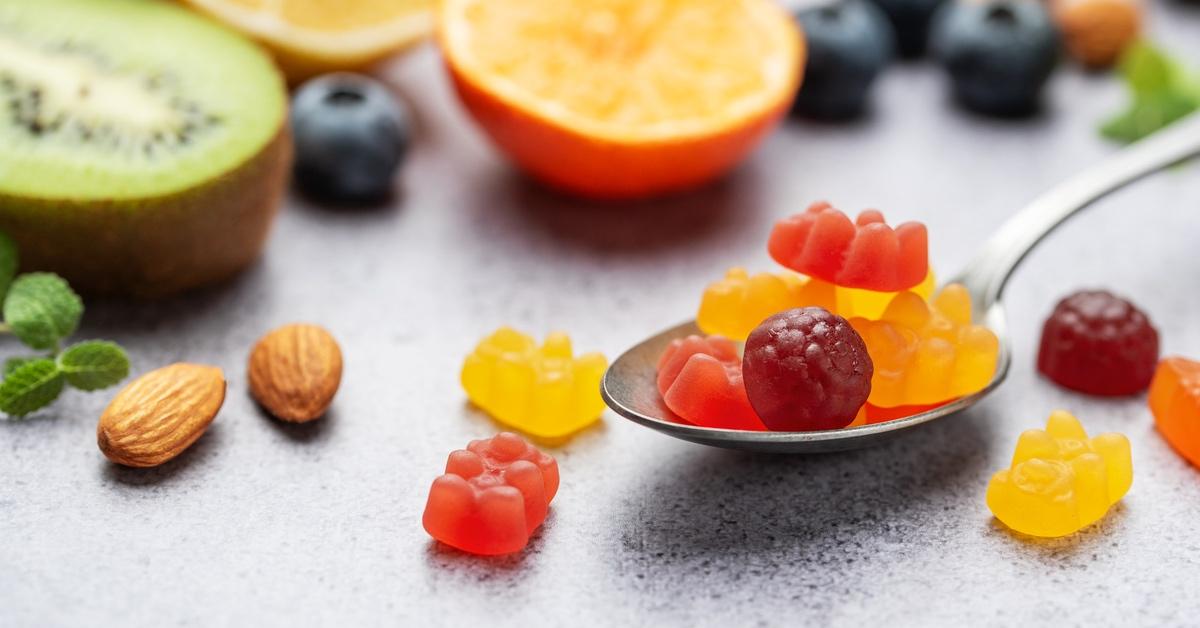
[248,323,342,422]
[97,363,226,468]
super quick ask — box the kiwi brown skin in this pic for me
[0,127,292,298]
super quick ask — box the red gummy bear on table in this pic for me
[1038,290,1159,396]
[422,432,559,555]
[767,202,928,292]
[656,335,766,430]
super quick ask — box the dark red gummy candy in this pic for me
[1037,290,1159,396]
[742,307,874,431]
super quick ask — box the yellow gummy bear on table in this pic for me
[849,283,999,408]
[696,267,837,340]
[987,411,1133,538]
[461,327,608,440]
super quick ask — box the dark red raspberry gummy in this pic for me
[1037,290,1159,396]
[742,307,873,431]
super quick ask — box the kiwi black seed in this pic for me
[0,0,290,297]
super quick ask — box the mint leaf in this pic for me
[0,358,64,417]
[0,232,17,303]
[1119,42,1177,94]
[3,273,83,351]
[57,340,130,391]
[1101,90,1200,144]
[1101,41,1200,144]
[4,356,36,376]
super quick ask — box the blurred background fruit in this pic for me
[931,0,1060,116]
[180,0,433,83]
[437,0,804,200]
[1100,41,1200,142]
[865,0,946,57]
[291,74,411,203]
[0,0,289,297]
[1052,0,1142,68]
[791,0,895,119]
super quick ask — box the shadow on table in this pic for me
[101,423,223,487]
[81,262,268,340]
[613,407,997,588]
[459,163,770,257]
[984,501,1130,562]
[423,510,556,576]
[288,186,405,215]
[256,405,339,445]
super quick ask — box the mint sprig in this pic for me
[0,235,130,418]
[3,356,33,376]
[0,359,65,417]
[58,341,130,391]
[1101,41,1200,144]
[4,273,83,351]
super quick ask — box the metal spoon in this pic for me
[601,113,1200,453]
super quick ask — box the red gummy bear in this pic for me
[865,401,953,424]
[767,202,928,292]
[656,335,766,430]
[422,432,559,555]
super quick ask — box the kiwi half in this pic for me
[0,0,289,297]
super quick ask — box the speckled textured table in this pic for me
[4,4,1200,626]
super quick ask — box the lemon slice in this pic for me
[183,0,433,81]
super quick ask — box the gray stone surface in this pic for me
[3,4,1200,626]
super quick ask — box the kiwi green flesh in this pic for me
[0,0,286,201]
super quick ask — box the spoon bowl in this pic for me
[601,113,1200,453]
[602,306,1010,453]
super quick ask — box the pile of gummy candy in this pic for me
[419,203,1200,555]
[666,201,997,431]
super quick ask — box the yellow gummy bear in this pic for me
[461,327,607,440]
[696,267,838,340]
[849,283,999,407]
[987,411,1133,538]
[838,268,936,320]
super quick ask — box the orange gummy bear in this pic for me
[850,284,999,407]
[1148,357,1200,468]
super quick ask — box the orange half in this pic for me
[181,0,434,82]
[439,0,804,199]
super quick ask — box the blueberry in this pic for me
[865,0,946,57]
[931,0,1059,117]
[291,73,410,203]
[792,0,895,119]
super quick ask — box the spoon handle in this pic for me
[954,112,1200,312]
